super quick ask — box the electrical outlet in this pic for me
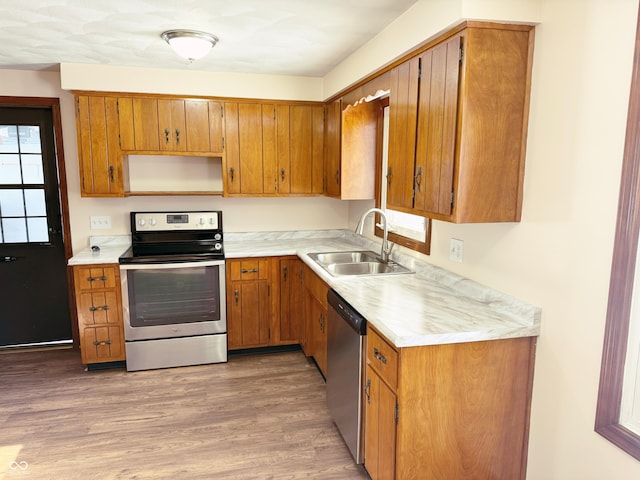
[449,238,464,263]
[90,215,112,230]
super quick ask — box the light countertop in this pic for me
[68,230,541,348]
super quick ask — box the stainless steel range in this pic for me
[119,211,226,371]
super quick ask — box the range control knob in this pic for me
[214,233,222,241]
[199,217,205,226]
[149,218,157,226]
[137,218,146,226]
[214,243,222,250]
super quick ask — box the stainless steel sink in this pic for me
[308,250,413,277]
[309,251,379,264]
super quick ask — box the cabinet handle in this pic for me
[175,129,181,145]
[386,167,393,188]
[87,275,107,282]
[280,167,286,182]
[240,268,259,274]
[414,166,422,192]
[89,305,109,312]
[230,167,235,182]
[318,312,325,332]
[164,128,170,145]
[364,378,371,404]
[373,347,387,365]
[283,265,288,282]
[93,340,112,346]
[335,169,340,185]
[108,166,115,183]
[234,289,239,305]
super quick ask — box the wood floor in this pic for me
[0,348,370,480]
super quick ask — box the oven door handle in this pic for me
[119,259,225,270]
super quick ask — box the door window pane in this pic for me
[2,218,27,243]
[26,217,48,242]
[0,154,21,183]
[0,189,25,216]
[18,126,41,153]
[24,189,46,216]
[0,125,18,153]
[21,154,44,184]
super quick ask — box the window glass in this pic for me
[0,154,21,184]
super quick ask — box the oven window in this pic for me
[127,265,221,327]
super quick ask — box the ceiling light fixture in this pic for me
[161,29,219,63]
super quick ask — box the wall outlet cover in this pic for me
[449,238,464,263]
[90,215,112,230]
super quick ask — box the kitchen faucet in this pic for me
[355,208,394,262]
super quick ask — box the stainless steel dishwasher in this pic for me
[327,289,367,464]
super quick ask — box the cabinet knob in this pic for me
[280,167,286,182]
[414,166,422,192]
[230,167,235,182]
[364,378,371,404]
[373,347,387,364]
[175,129,181,145]
[234,289,239,305]
[164,128,170,145]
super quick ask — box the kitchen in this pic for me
[1,0,640,479]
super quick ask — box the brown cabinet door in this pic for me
[276,104,291,194]
[208,101,225,154]
[324,99,342,197]
[239,103,266,194]
[414,36,461,217]
[262,104,278,194]
[227,280,271,349]
[157,99,186,152]
[184,100,210,152]
[387,57,419,211]
[132,97,160,151]
[223,102,241,194]
[307,295,327,375]
[279,258,304,344]
[76,96,124,196]
[364,365,397,480]
[81,325,125,363]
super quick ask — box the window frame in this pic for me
[595,6,640,460]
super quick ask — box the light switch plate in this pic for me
[449,238,464,263]
[90,215,112,230]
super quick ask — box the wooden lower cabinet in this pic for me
[72,264,125,364]
[364,326,536,480]
[302,264,329,376]
[226,256,304,350]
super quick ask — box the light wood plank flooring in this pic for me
[0,348,369,480]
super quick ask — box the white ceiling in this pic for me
[0,0,419,76]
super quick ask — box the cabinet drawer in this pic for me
[303,265,328,309]
[77,291,122,327]
[228,259,270,281]
[74,265,119,290]
[367,327,398,391]
[81,325,125,363]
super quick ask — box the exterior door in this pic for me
[0,106,71,347]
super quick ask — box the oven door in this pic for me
[120,260,226,341]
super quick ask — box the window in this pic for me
[374,100,431,254]
[0,124,49,244]
[595,7,640,460]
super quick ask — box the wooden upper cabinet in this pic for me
[116,96,224,155]
[386,23,534,223]
[132,97,160,151]
[224,101,324,197]
[324,99,342,197]
[387,56,419,211]
[75,95,124,197]
[414,36,461,217]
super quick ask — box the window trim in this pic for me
[595,6,640,460]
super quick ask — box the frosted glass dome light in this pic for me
[161,30,219,62]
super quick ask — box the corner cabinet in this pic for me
[72,264,125,364]
[364,326,536,480]
[387,23,534,223]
